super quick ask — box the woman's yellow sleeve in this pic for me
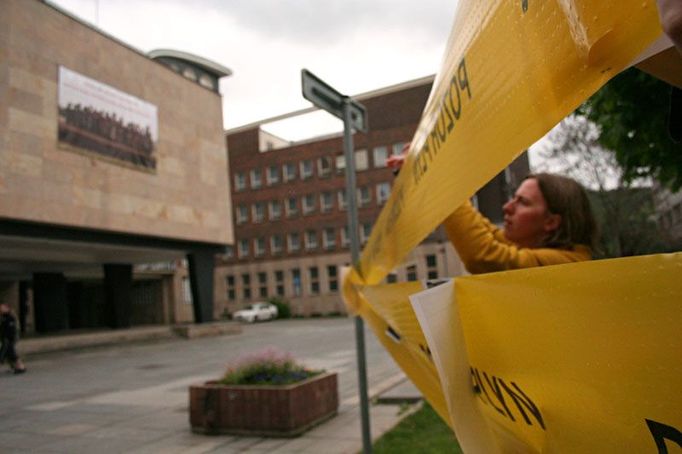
[443,201,591,274]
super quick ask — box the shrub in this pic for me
[220,347,322,386]
[268,296,291,319]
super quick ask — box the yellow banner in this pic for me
[414,253,682,452]
[350,0,663,287]
[341,1,680,452]
[353,281,450,422]
[360,254,682,452]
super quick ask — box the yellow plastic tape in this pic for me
[347,0,662,288]
[353,282,451,422]
[450,253,682,452]
[341,1,676,451]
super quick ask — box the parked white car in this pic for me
[232,302,278,323]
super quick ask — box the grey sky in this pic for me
[51,0,458,140]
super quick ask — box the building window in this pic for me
[224,245,234,259]
[283,162,297,181]
[305,230,318,250]
[199,74,214,90]
[287,232,300,252]
[355,149,368,171]
[426,254,437,267]
[182,67,197,81]
[327,265,338,292]
[406,265,418,282]
[269,200,282,220]
[226,275,236,301]
[267,165,280,185]
[318,156,332,177]
[376,182,391,205]
[387,273,398,283]
[323,228,336,250]
[275,270,285,296]
[270,235,283,255]
[234,172,246,191]
[286,197,298,217]
[250,169,262,189]
[242,273,252,300]
[341,226,350,248]
[182,277,193,304]
[392,142,405,158]
[360,222,372,244]
[236,204,249,224]
[373,146,388,168]
[335,154,346,173]
[258,272,268,298]
[309,266,320,294]
[338,189,347,210]
[357,186,371,207]
[252,202,265,223]
[426,254,438,279]
[238,239,249,258]
[300,160,313,179]
[302,194,316,214]
[254,237,266,257]
[320,191,333,212]
[292,268,302,296]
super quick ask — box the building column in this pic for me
[18,281,29,334]
[33,273,69,333]
[187,251,214,324]
[104,264,132,329]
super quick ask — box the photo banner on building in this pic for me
[57,66,158,171]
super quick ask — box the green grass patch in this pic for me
[372,402,462,454]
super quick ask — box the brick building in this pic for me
[217,77,529,317]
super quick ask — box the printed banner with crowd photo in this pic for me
[57,66,158,171]
[340,0,682,452]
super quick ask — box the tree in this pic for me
[577,68,682,190]
[535,115,667,258]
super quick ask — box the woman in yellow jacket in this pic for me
[443,173,597,274]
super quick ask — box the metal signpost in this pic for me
[301,69,372,454]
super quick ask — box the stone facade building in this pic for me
[217,77,529,317]
[0,0,233,333]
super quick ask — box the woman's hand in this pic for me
[386,143,409,175]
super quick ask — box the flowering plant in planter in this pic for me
[190,347,338,437]
[220,348,321,386]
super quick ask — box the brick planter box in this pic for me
[189,372,338,437]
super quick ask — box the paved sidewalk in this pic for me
[1,319,422,453]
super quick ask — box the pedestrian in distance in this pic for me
[1,303,27,374]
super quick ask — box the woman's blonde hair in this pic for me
[527,173,597,250]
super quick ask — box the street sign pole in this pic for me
[342,97,372,454]
[301,69,371,454]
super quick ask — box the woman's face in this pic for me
[502,178,561,248]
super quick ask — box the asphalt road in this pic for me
[0,318,406,453]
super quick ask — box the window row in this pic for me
[225,265,340,300]
[224,254,441,302]
[228,224,373,259]
[233,143,404,191]
[235,183,391,224]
